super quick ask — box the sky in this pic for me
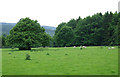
[0,0,120,27]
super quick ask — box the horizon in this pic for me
[0,22,56,27]
[0,10,118,28]
[0,0,119,27]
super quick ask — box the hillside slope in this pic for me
[0,23,56,37]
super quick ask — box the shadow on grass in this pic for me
[2,47,64,52]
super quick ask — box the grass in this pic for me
[2,46,118,75]
[0,49,2,76]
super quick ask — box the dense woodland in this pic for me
[0,11,120,48]
[54,11,120,47]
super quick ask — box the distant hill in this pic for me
[0,22,56,37]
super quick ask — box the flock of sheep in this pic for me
[108,47,115,50]
[65,46,116,50]
[25,46,116,60]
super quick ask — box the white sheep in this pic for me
[73,46,76,48]
[82,46,86,48]
[108,47,115,50]
[111,47,115,49]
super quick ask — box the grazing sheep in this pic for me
[64,46,66,48]
[82,46,86,48]
[108,47,115,50]
[73,46,76,48]
[111,47,115,49]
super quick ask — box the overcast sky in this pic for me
[0,0,119,27]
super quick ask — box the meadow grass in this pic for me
[0,48,2,76]
[2,46,118,75]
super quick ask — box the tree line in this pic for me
[0,11,120,49]
[53,11,120,47]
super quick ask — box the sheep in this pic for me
[108,47,115,50]
[111,47,115,49]
[79,46,86,50]
[82,46,86,48]
[73,46,76,48]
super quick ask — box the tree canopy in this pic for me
[55,26,75,47]
[6,17,51,50]
[54,11,120,47]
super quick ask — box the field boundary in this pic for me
[1,75,119,77]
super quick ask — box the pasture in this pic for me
[2,46,118,75]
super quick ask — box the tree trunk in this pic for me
[19,47,31,50]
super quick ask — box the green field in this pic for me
[0,49,2,76]
[2,46,118,75]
